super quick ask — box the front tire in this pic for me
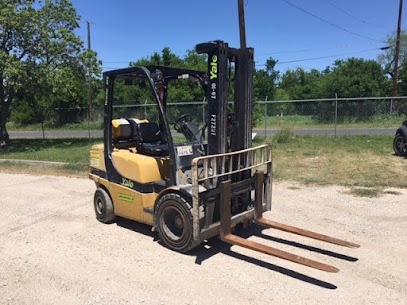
[155,193,195,253]
[393,133,407,156]
[94,188,115,224]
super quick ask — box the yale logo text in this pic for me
[210,55,218,80]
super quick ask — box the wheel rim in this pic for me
[395,136,407,154]
[159,204,189,247]
[96,196,104,216]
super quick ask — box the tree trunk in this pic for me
[0,117,10,146]
[0,79,11,146]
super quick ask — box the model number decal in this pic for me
[211,82,217,100]
[177,145,193,156]
[210,114,216,136]
[121,178,134,188]
[119,193,135,203]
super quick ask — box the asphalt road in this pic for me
[8,127,396,139]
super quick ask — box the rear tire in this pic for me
[94,188,115,224]
[155,193,195,253]
[393,133,407,156]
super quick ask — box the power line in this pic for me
[257,47,337,56]
[278,0,383,43]
[328,2,368,25]
[103,61,132,64]
[328,2,389,30]
[255,47,383,66]
[256,42,381,57]
[104,47,385,69]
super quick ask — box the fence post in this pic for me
[87,106,91,140]
[264,96,268,139]
[202,97,206,126]
[41,121,45,139]
[389,98,393,114]
[334,93,338,138]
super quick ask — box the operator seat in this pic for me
[135,122,169,157]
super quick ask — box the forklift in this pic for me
[89,39,359,273]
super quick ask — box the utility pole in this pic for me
[238,0,246,48]
[392,0,403,113]
[87,21,94,121]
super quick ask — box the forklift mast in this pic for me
[196,40,254,156]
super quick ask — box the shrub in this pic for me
[274,127,295,143]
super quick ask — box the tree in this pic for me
[129,48,207,104]
[396,57,407,114]
[254,58,279,101]
[183,50,207,71]
[322,58,390,98]
[378,30,407,78]
[398,57,407,95]
[279,68,324,116]
[316,58,391,122]
[280,68,324,101]
[252,58,280,124]
[0,0,86,145]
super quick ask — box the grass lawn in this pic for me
[7,114,407,133]
[255,134,407,190]
[1,135,406,194]
[0,138,102,178]
[259,114,406,130]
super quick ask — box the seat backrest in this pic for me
[136,122,164,143]
[180,121,202,142]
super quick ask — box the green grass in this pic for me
[7,120,103,131]
[1,135,406,193]
[7,114,407,132]
[257,114,406,130]
[254,134,407,191]
[347,187,383,198]
[0,138,101,163]
[0,138,102,177]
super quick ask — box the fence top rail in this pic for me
[55,95,407,110]
[111,96,407,107]
[261,96,407,104]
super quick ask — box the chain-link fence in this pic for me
[255,96,407,137]
[8,96,407,139]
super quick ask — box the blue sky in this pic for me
[70,0,405,73]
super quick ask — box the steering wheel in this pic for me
[174,114,193,132]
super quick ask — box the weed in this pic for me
[273,128,295,144]
[347,187,382,198]
[383,190,402,195]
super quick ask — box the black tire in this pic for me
[155,193,196,253]
[393,133,407,156]
[94,188,115,224]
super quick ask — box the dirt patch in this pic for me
[0,173,406,305]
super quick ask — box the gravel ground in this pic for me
[0,173,406,305]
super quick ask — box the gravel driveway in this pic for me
[0,173,406,305]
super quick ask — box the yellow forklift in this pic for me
[89,40,359,273]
